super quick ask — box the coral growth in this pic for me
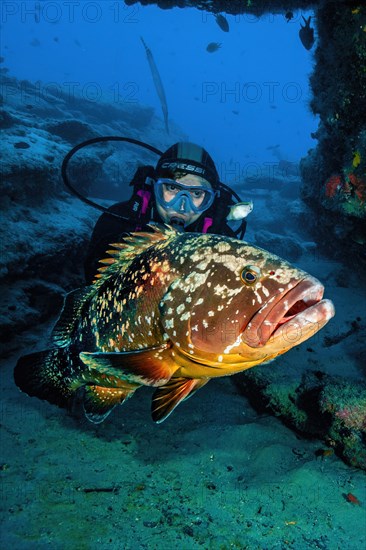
[320,380,366,469]
[325,174,343,198]
[335,406,366,431]
[320,380,366,429]
[300,4,366,258]
[324,171,366,218]
[348,173,366,203]
[235,369,366,471]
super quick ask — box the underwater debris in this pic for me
[81,486,120,494]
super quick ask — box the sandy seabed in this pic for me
[1,305,365,550]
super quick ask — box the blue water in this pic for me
[2,1,316,177]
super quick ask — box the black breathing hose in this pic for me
[61,136,163,220]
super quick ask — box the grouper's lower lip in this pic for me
[268,298,335,348]
[242,277,335,348]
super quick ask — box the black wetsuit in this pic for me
[84,193,245,284]
[85,199,161,283]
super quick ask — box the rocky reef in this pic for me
[301,2,366,264]
[0,74,185,351]
[235,367,366,471]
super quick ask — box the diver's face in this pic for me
[155,174,212,227]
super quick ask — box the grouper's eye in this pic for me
[241,265,261,285]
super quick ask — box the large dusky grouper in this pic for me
[14,225,335,423]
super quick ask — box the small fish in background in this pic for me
[34,2,41,23]
[232,110,239,115]
[74,39,81,48]
[227,201,253,221]
[141,36,169,134]
[53,37,59,43]
[285,11,294,23]
[314,448,334,460]
[299,15,315,50]
[215,13,229,32]
[352,150,361,168]
[30,38,41,47]
[206,42,222,53]
[343,493,361,506]
[0,56,4,63]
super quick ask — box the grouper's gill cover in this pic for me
[14,225,335,424]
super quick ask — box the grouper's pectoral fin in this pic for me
[83,385,135,424]
[80,344,178,386]
[151,378,209,423]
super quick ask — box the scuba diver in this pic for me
[79,141,249,283]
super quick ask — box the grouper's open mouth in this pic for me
[242,277,335,348]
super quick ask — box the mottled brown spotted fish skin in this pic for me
[14,225,335,423]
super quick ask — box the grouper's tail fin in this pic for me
[14,349,75,410]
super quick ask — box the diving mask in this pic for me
[154,178,217,215]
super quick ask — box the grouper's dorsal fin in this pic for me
[52,287,93,347]
[93,224,177,284]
